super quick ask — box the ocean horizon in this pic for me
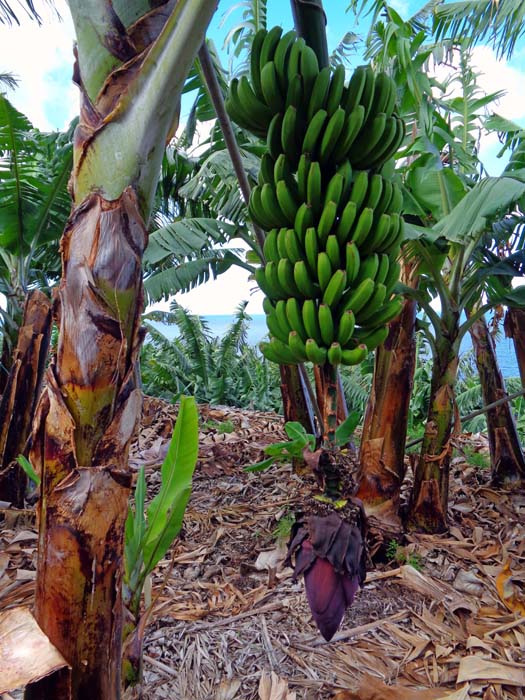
[147,313,521,379]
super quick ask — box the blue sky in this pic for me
[1,1,524,314]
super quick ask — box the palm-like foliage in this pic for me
[433,0,525,59]
[141,301,281,410]
[0,94,72,364]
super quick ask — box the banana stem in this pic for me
[290,0,329,69]
[198,42,266,256]
[319,362,342,498]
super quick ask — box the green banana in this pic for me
[276,179,299,225]
[337,160,353,202]
[260,26,283,71]
[261,183,288,227]
[302,108,327,157]
[374,178,393,220]
[355,283,387,323]
[327,342,343,365]
[319,106,346,165]
[323,268,347,308]
[266,311,288,343]
[318,303,335,345]
[349,170,369,210]
[338,277,375,315]
[383,257,401,296]
[375,253,390,285]
[299,44,319,94]
[273,153,290,183]
[307,66,331,122]
[365,115,401,170]
[262,296,275,316]
[237,75,274,128]
[388,181,404,214]
[326,63,346,117]
[317,251,333,292]
[369,72,394,117]
[307,160,322,217]
[249,185,275,229]
[354,253,379,286]
[285,73,303,110]
[304,226,319,274]
[379,213,403,253]
[286,37,306,82]
[359,212,392,255]
[325,235,341,271]
[351,207,374,246]
[285,227,304,264]
[335,105,365,161]
[305,337,327,365]
[286,297,307,341]
[358,295,404,329]
[317,200,338,245]
[267,112,284,160]
[260,61,284,113]
[356,325,389,351]
[278,257,301,298]
[365,174,384,210]
[297,153,311,201]
[288,330,308,362]
[348,112,387,167]
[345,241,361,283]
[341,344,368,366]
[263,228,280,264]
[276,227,288,259]
[336,200,358,244]
[358,65,376,121]
[294,259,319,298]
[255,266,273,298]
[343,65,368,113]
[260,339,294,365]
[337,309,356,346]
[294,203,315,238]
[324,172,344,211]
[275,299,293,337]
[273,30,297,91]
[265,261,286,299]
[302,299,323,345]
[259,152,276,186]
[226,79,267,137]
[250,29,267,100]
[281,105,300,166]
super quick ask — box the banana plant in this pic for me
[0,95,72,384]
[23,2,218,698]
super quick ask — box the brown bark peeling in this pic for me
[27,190,145,700]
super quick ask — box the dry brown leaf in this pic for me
[332,674,457,699]
[258,671,296,700]
[214,678,242,700]
[495,561,525,615]
[454,570,484,596]
[255,545,287,572]
[457,656,525,686]
[0,606,69,694]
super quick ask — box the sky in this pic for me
[1,0,525,316]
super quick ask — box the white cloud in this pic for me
[471,45,525,122]
[0,0,77,131]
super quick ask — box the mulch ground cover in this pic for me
[1,396,524,699]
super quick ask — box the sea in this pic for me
[147,314,521,379]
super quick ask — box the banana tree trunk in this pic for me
[504,306,525,388]
[25,3,216,699]
[0,289,52,507]
[407,324,459,533]
[356,262,418,530]
[469,314,525,487]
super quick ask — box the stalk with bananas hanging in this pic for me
[226,27,405,640]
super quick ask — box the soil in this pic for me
[1,396,524,700]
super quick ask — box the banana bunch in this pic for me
[226,28,406,367]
